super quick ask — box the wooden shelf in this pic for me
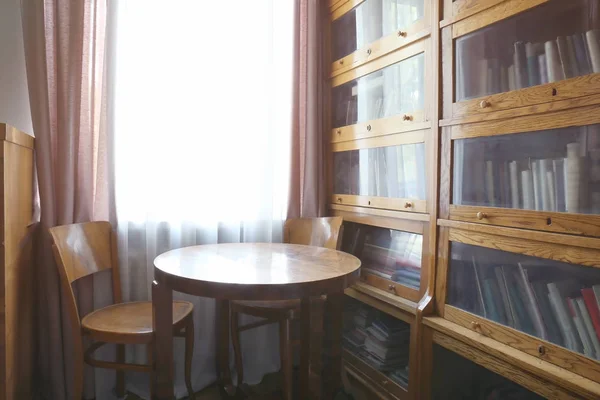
[343,349,408,399]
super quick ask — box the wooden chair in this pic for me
[49,221,195,400]
[230,217,344,400]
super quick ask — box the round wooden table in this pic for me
[151,243,361,400]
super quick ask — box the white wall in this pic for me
[0,0,33,135]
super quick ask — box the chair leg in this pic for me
[185,318,195,400]
[147,343,154,400]
[279,318,293,400]
[116,344,125,397]
[230,310,244,388]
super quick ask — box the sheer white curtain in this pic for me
[108,1,295,397]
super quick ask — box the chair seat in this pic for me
[81,301,193,342]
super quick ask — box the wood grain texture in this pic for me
[283,217,343,251]
[348,282,418,315]
[330,203,430,223]
[332,39,427,88]
[452,73,600,119]
[0,124,34,149]
[434,227,450,318]
[331,194,427,214]
[331,116,428,147]
[415,326,434,400]
[330,208,426,234]
[344,349,408,399]
[360,272,420,303]
[445,0,506,24]
[448,226,600,268]
[345,289,415,324]
[450,103,600,140]
[1,139,35,400]
[439,128,451,220]
[449,204,600,238]
[432,330,579,399]
[331,22,430,78]
[331,0,364,21]
[343,361,400,400]
[441,27,453,120]
[424,316,600,399]
[444,305,600,392]
[452,0,548,38]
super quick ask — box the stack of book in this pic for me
[457,29,600,100]
[343,301,411,387]
[450,254,600,360]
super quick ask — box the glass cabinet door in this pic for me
[332,53,425,128]
[342,222,423,290]
[332,0,425,62]
[453,124,600,215]
[334,143,426,200]
[343,297,411,389]
[447,241,600,361]
[455,0,600,102]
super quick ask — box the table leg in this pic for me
[299,297,325,400]
[152,280,174,400]
[325,292,344,398]
[216,299,236,396]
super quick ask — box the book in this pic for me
[531,281,563,346]
[514,41,529,89]
[509,161,520,209]
[516,264,548,339]
[583,288,600,344]
[472,256,487,318]
[532,160,541,210]
[538,54,548,84]
[556,36,574,79]
[545,40,565,83]
[576,297,600,358]
[568,298,595,358]
[548,282,583,352]
[566,35,580,78]
[539,159,551,211]
[508,64,516,91]
[525,42,540,87]
[483,279,505,325]
[566,143,581,213]
[505,268,535,335]
[552,158,566,212]
[546,170,556,212]
[495,266,516,329]
[572,33,591,76]
[485,160,495,206]
[521,169,535,210]
[586,30,600,74]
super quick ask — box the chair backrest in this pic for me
[283,217,344,250]
[49,221,122,325]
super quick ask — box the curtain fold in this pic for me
[288,0,327,219]
[21,0,110,398]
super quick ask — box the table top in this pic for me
[153,243,361,300]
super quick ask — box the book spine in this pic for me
[495,267,515,328]
[548,283,582,352]
[556,36,574,79]
[525,42,540,86]
[514,41,529,89]
[485,160,495,207]
[521,169,534,210]
[472,256,487,318]
[518,264,548,340]
[566,143,581,213]
[508,64,516,91]
[532,161,541,210]
[545,40,565,83]
[568,298,595,358]
[566,35,580,77]
[576,297,600,358]
[538,54,548,84]
[573,33,591,75]
[586,30,600,74]
[553,158,566,212]
[546,170,556,212]
[539,159,550,211]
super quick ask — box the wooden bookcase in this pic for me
[326,0,600,399]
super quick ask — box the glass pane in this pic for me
[332,53,425,128]
[343,297,411,388]
[453,124,600,214]
[332,0,425,62]
[455,0,600,101]
[448,242,600,360]
[432,344,544,399]
[342,222,423,289]
[334,143,426,199]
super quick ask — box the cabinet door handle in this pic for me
[398,31,407,37]
[404,201,413,208]
[366,124,371,131]
[476,211,487,220]
[402,114,413,121]
[479,100,491,108]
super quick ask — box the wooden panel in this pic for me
[452,0,548,38]
[450,103,600,140]
[360,272,420,303]
[343,350,408,399]
[434,227,450,318]
[425,316,600,399]
[448,226,600,268]
[441,27,453,120]
[344,361,400,400]
[348,282,418,315]
[448,0,506,23]
[441,91,600,127]
[331,22,430,77]
[452,74,600,119]
[439,219,600,251]
[330,209,426,234]
[432,330,579,399]
[332,195,427,213]
[330,204,430,223]
[444,305,600,391]
[345,288,414,324]
[439,128,451,220]
[2,140,35,400]
[331,0,365,21]
[332,39,427,87]
[449,204,600,238]
[332,113,428,145]
[0,124,34,150]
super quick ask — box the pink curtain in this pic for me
[288,0,327,219]
[21,0,108,398]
